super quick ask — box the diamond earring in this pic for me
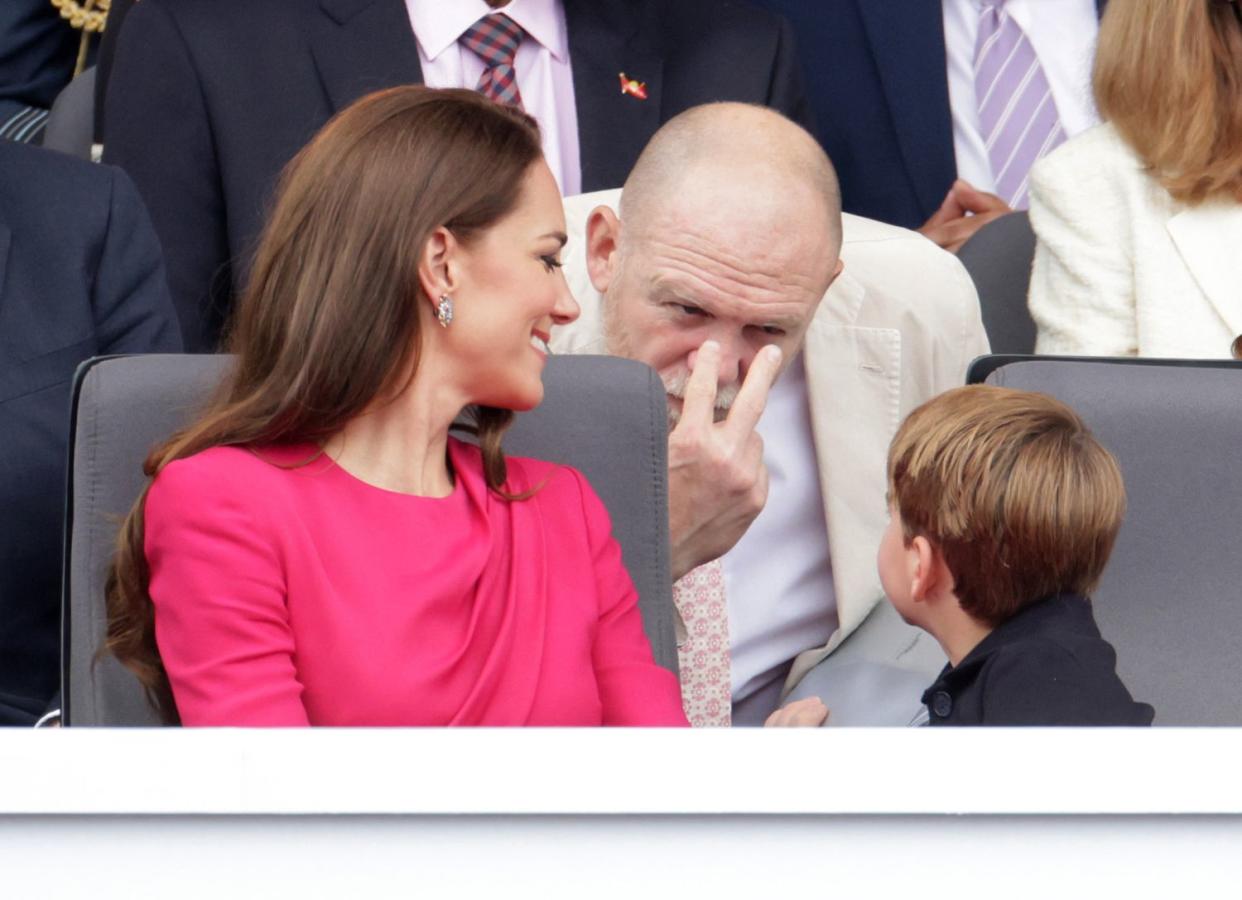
[437,294,454,328]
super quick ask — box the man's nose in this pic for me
[687,333,750,388]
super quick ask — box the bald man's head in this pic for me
[583,103,844,425]
[619,103,843,255]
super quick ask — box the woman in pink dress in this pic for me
[105,86,688,727]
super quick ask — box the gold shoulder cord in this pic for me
[49,0,112,77]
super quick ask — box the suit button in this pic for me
[931,691,953,718]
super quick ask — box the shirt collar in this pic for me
[406,0,568,64]
[924,592,1095,699]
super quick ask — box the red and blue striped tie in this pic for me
[460,13,526,109]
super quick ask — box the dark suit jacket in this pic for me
[104,0,810,352]
[922,593,1154,726]
[95,0,138,141]
[0,141,181,725]
[750,0,1105,229]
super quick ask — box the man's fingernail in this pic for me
[765,345,783,363]
[701,340,720,353]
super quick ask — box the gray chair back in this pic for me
[64,353,675,725]
[957,211,1037,355]
[42,67,97,160]
[969,354,1242,725]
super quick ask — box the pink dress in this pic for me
[143,437,688,726]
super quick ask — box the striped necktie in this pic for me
[459,13,526,109]
[973,1,1066,209]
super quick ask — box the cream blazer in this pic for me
[552,189,990,697]
[1029,122,1242,359]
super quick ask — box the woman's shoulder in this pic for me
[150,443,321,507]
[1033,122,1144,190]
[502,451,586,498]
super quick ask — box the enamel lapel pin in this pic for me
[618,72,648,100]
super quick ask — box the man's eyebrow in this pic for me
[650,283,702,306]
[539,231,568,247]
[650,282,803,329]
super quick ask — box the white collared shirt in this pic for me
[722,353,838,704]
[404,0,581,195]
[942,0,1100,193]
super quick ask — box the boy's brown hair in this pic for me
[887,385,1126,626]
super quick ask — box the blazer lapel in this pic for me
[801,271,901,655]
[309,0,423,114]
[854,0,956,220]
[0,220,60,362]
[1166,204,1242,339]
[0,223,12,350]
[0,223,10,306]
[564,0,662,192]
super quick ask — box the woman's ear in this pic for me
[585,206,622,294]
[417,226,462,313]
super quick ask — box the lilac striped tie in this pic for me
[973,1,1066,209]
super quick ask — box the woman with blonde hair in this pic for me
[105,86,688,727]
[1028,0,1242,358]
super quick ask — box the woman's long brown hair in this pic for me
[1094,0,1242,204]
[105,87,543,723]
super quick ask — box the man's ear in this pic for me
[417,226,462,314]
[585,206,622,294]
[909,535,952,604]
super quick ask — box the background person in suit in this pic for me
[0,140,180,725]
[103,0,810,353]
[0,0,88,143]
[553,104,989,726]
[1029,0,1242,359]
[750,0,1104,251]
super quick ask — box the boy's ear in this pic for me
[909,536,953,604]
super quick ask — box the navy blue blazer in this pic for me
[0,141,181,724]
[922,593,1154,726]
[750,0,1105,229]
[104,0,811,352]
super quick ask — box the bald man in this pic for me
[553,104,990,726]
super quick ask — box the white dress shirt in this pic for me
[942,0,1099,193]
[722,353,838,704]
[405,0,582,195]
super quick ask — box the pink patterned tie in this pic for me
[973,0,1065,209]
[672,559,732,727]
[459,13,526,109]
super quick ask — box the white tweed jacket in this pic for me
[1029,122,1242,359]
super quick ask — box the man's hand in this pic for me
[918,179,1012,253]
[667,341,782,581]
[764,696,830,727]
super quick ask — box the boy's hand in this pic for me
[764,696,829,727]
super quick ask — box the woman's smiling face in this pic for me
[443,160,580,411]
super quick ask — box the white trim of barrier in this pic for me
[2,727,1237,815]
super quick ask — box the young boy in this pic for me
[879,385,1154,726]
